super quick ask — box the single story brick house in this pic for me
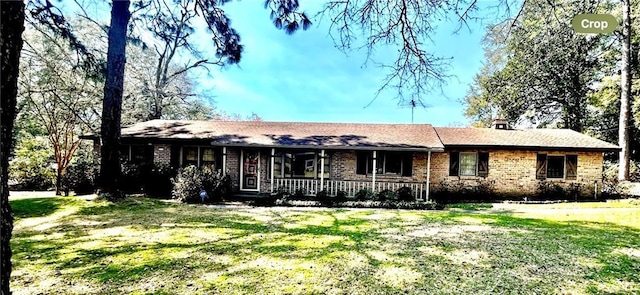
[91,119,619,200]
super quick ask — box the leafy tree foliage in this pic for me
[8,131,56,191]
[18,22,102,194]
[464,0,605,132]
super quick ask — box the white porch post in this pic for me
[320,149,325,191]
[426,150,432,201]
[270,148,275,192]
[222,147,227,174]
[372,150,377,191]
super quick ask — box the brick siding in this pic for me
[225,148,240,193]
[122,144,606,199]
[429,150,604,199]
[153,144,171,165]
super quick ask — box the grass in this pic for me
[9,196,640,295]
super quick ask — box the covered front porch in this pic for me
[272,178,428,200]
[250,147,436,201]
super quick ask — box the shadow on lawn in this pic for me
[10,197,640,294]
[10,197,75,218]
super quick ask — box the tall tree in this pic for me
[1,1,25,293]
[19,23,102,195]
[99,0,132,200]
[98,0,311,199]
[619,0,632,180]
[464,0,606,131]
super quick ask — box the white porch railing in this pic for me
[273,178,426,201]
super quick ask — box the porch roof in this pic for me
[120,120,445,151]
[434,127,620,151]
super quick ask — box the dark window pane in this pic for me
[356,152,368,175]
[547,156,564,178]
[385,152,402,174]
[401,153,413,176]
[183,147,198,167]
[449,152,459,176]
[375,152,383,174]
[316,153,330,178]
[131,145,153,164]
[478,152,489,177]
[292,152,315,178]
[201,148,215,170]
[566,155,578,180]
[273,153,283,178]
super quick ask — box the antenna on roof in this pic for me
[399,98,429,124]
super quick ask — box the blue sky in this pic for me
[192,1,497,126]
[62,0,502,126]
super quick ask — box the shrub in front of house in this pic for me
[144,164,174,198]
[316,190,334,206]
[376,189,398,201]
[396,186,414,202]
[120,162,174,198]
[354,189,375,201]
[171,165,231,204]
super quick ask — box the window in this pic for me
[355,151,413,176]
[182,147,198,167]
[120,144,153,164]
[459,152,477,176]
[547,156,564,178]
[536,154,578,180]
[272,151,330,179]
[201,148,216,170]
[449,151,489,177]
[181,146,219,169]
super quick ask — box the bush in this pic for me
[316,190,333,206]
[536,181,567,200]
[171,165,231,203]
[335,190,348,202]
[120,162,174,198]
[376,189,398,201]
[354,189,374,201]
[145,164,174,198]
[9,134,55,190]
[396,187,414,201]
[63,161,97,195]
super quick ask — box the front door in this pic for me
[241,149,260,191]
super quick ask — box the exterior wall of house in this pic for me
[429,150,604,199]
[153,144,171,165]
[331,150,429,183]
[92,142,608,199]
[225,148,241,192]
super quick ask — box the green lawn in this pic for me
[9,196,640,295]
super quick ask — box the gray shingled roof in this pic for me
[434,127,620,151]
[120,120,445,151]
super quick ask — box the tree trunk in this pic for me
[619,0,632,181]
[1,1,25,293]
[99,1,131,200]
